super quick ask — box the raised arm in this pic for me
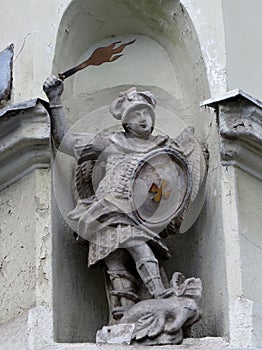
[43,75,75,156]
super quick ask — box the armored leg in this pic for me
[127,243,173,298]
[104,249,139,320]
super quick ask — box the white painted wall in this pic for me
[181,0,227,96]
[222,0,262,100]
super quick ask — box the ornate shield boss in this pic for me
[131,148,192,232]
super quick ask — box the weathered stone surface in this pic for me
[0,44,14,105]
[201,89,262,180]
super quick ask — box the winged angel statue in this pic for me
[44,75,208,345]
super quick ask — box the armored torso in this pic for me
[68,130,203,266]
[96,150,145,201]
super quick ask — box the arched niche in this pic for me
[53,0,210,136]
[52,0,212,343]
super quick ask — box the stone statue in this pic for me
[43,75,208,345]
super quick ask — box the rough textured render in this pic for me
[0,170,52,325]
[0,44,14,105]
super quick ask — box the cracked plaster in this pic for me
[0,170,52,325]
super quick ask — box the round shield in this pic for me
[131,148,191,228]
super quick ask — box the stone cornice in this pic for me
[200,89,262,109]
[0,98,51,191]
[201,90,262,180]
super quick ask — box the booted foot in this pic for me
[112,306,131,320]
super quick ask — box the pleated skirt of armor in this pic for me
[88,224,169,267]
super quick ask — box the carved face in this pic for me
[123,106,154,138]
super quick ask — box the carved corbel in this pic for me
[201,89,262,179]
[0,99,50,191]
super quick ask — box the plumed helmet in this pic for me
[110,87,156,126]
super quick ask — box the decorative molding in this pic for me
[201,90,262,180]
[0,98,51,191]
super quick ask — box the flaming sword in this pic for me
[58,39,136,80]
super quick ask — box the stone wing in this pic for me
[74,160,95,201]
[165,126,208,235]
[176,126,208,203]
